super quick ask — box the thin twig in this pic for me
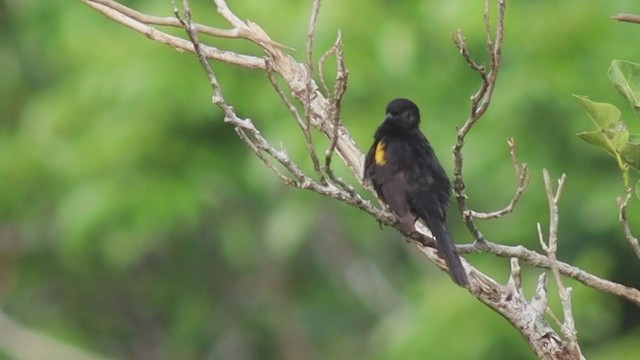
[541,169,567,297]
[174,0,308,187]
[451,0,506,242]
[483,0,493,50]
[452,31,486,76]
[301,0,326,183]
[539,170,583,358]
[545,307,564,331]
[237,130,296,185]
[612,13,640,24]
[323,32,350,186]
[467,138,530,219]
[318,39,337,96]
[618,189,640,261]
[265,60,307,131]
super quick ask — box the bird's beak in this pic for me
[384,113,393,122]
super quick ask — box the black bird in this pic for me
[364,98,469,287]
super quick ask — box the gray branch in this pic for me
[618,188,640,261]
[537,170,584,359]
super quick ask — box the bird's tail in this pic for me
[429,220,469,287]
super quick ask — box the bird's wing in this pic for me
[367,139,411,192]
[363,139,379,182]
[364,139,415,230]
[405,133,451,221]
[378,169,415,232]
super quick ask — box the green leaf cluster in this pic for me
[576,60,640,193]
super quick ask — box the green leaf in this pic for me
[577,130,616,156]
[636,180,640,200]
[574,95,629,153]
[608,60,640,114]
[574,95,623,128]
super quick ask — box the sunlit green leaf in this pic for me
[608,60,640,114]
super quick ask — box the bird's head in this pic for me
[384,98,421,130]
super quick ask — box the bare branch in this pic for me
[452,30,486,77]
[612,13,640,24]
[323,32,349,184]
[452,0,506,242]
[467,138,530,219]
[618,188,640,260]
[170,0,397,231]
[540,170,566,264]
[84,0,365,179]
[458,239,640,306]
[507,257,524,296]
[237,131,297,185]
[265,58,325,184]
[82,0,266,69]
[90,0,292,50]
[501,260,572,359]
[301,0,326,183]
[174,0,309,188]
[536,222,546,250]
[265,60,306,131]
[483,0,492,49]
[306,0,322,62]
[538,170,583,357]
[210,0,292,50]
[412,250,571,359]
[324,96,342,177]
[91,0,234,38]
[317,33,340,96]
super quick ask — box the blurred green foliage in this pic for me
[1,0,639,359]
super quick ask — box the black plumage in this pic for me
[364,98,469,287]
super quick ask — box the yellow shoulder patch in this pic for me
[375,141,387,165]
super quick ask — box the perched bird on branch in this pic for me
[364,98,469,287]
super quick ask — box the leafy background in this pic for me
[1,0,640,359]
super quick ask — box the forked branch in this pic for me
[451,0,511,242]
[466,138,530,219]
[537,170,584,359]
